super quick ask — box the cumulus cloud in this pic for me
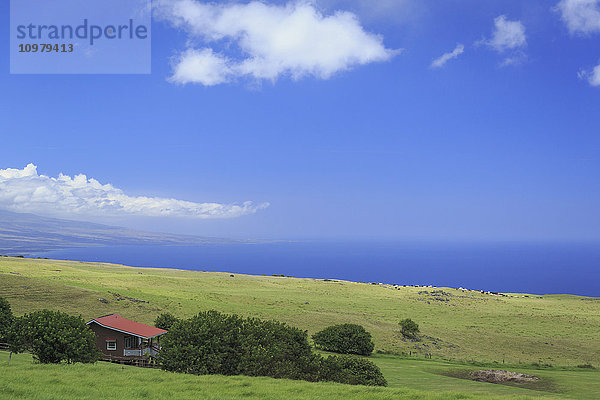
[431,44,464,69]
[484,15,527,52]
[555,0,600,35]
[477,15,526,66]
[170,48,233,86]
[556,1,600,87]
[0,164,268,219]
[155,0,398,85]
[578,63,600,86]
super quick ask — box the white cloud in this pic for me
[485,15,527,53]
[431,44,464,69]
[155,0,398,85]
[499,54,527,67]
[477,15,526,66]
[591,63,600,85]
[556,0,600,35]
[0,164,268,219]
[579,63,600,86]
[170,48,232,86]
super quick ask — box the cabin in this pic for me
[87,314,167,360]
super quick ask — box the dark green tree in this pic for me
[158,311,322,381]
[238,317,322,381]
[0,296,14,343]
[154,313,179,331]
[158,311,245,375]
[321,355,387,386]
[312,324,375,356]
[8,310,100,364]
[398,318,419,338]
[158,311,388,386]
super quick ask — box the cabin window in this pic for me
[106,340,117,351]
[124,336,136,349]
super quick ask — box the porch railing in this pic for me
[124,345,160,357]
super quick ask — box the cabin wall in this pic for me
[88,323,126,358]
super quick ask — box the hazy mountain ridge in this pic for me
[0,210,253,254]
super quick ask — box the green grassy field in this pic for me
[0,256,599,399]
[1,352,598,400]
[1,256,598,365]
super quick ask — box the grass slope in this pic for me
[1,256,598,366]
[1,256,599,398]
[1,352,593,400]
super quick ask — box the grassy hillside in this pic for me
[2,352,599,400]
[1,256,598,366]
[1,256,599,399]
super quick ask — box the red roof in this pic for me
[88,314,167,339]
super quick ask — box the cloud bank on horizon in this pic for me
[154,0,398,86]
[0,164,269,219]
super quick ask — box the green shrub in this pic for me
[321,355,387,386]
[154,313,179,330]
[8,310,100,364]
[398,318,419,338]
[158,310,321,381]
[0,296,14,343]
[312,324,375,356]
[158,311,244,375]
[238,317,322,381]
[158,311,388,386]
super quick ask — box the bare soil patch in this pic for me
[469,369,539,384]
[438,368,557,393]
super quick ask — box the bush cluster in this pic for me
[8,309,100,364]
[158,311,386,386]
[312,324,374,356]
[0,296,14,343]
[321,355,387,386]
[158,311,321,380]
[154,312,180,331]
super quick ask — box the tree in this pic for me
[0,296,14,343]
[321,355,387,386]
[398,318,419,338]
[158,311,246,375]
[158,310,389,386]
[154,313,179,330]
[238,317,322,381]
[8,310,100,364]
[312,324,375,356]
[158,310,322,381]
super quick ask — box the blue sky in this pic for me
[1,0,599,241]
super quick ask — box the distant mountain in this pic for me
[0,209,251,255]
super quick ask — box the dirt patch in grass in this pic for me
[469,369,539,383]
[438,368,559,393]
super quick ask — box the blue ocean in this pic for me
[35,241,600,297]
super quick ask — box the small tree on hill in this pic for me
[0,296,14,343]
[312,324,375,356]
[398,318,419,338]
[154,313,179,331]
[8,310,100,364]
